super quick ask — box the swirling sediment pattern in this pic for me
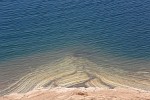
[1,56,150,95]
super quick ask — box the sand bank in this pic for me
[1,87,150,100]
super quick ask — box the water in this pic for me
[0,0,150,93]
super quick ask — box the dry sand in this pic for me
[1,87,150,100]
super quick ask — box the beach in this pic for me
[0,56,150,99]
[1,87,150,100]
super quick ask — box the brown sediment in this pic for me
[0,56,150,96]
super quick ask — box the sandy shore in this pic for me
[1,56,150,100]
[1,87,150,100]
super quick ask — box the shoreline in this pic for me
[1,87,150,100]
[1,56,150,95]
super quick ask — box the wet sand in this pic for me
[1,55,150,95]
[0,55,150,100]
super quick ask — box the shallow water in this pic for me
[0,0,150,93]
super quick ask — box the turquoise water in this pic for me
[0,0,150,90]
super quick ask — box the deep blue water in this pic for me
[0,0,150,62]
[0,0,150,61]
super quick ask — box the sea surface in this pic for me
[0,0,150,92]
